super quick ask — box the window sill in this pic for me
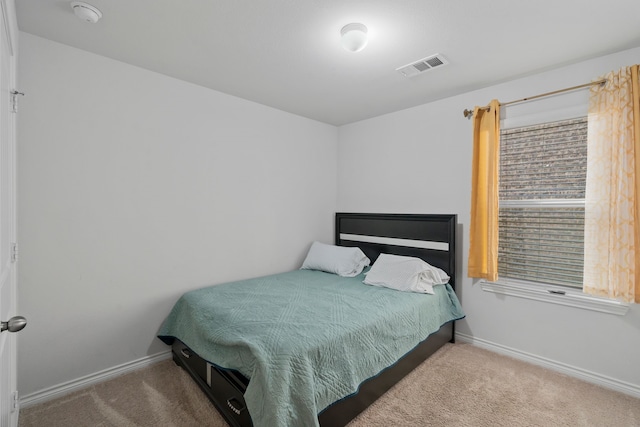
[480,279,630,316]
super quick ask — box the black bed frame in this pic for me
[171,213,458,427]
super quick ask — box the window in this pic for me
[498,117,587,289]
[482,115,629,314]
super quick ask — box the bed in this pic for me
[158,213,464,427]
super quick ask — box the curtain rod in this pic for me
[462,78,607,119]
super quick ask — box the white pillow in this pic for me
[363,253,450,294]
[300,241,370,277]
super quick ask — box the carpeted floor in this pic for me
[19,343,640,427]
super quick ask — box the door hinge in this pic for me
[11,242,17,262]
[11,391,18,412]
[10,90,24,114]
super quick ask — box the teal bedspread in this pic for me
[158,269,465,427]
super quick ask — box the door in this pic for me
[0,1,19,426]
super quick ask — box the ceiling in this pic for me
[15,0,640,126]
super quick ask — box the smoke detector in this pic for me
[396,54,448,78]
[71,2,102,24]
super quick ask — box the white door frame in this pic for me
[0,1,19,426]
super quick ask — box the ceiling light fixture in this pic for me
[340,23,368,52]
[70,2,103,24]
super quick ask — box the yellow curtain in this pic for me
[583,65,639,303]
[468,99,500,281]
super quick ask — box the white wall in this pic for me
[17,33,338,396]
[338,47,640,393]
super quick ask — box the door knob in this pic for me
[1,316,27,333]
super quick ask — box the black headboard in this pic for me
[335,213,457,289]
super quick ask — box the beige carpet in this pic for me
[19,343,640,427]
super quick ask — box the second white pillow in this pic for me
[363,253,449,294]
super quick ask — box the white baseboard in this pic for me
[20,337,640,409]
[455,332,640,399]
[19,350,173,409]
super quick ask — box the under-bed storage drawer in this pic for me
[207,364,252,426]
[172,340,252,427]
[173,340,207,381]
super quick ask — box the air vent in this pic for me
[396,54,448,78]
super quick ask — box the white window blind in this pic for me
[498,117,587,288]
